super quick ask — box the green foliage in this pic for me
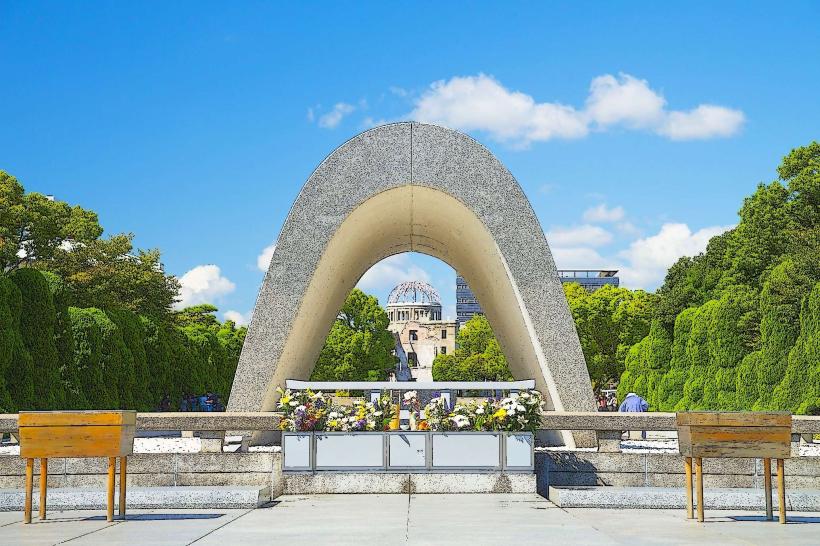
[45,234,180,318]
[0,276,29,411]
[616,321,671,409]
[311,289,397,381]
[564,283,654,388]
[622,141,820,413]
[1,170,179,318]
[8,268,64,409]
[0,170,102,273]
[432,315,513,381]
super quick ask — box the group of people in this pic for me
[157,393,225,412]
[596,390,618,412]
[596,390,649,413]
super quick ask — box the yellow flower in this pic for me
[493,408,507,419]
[281,395,291,405]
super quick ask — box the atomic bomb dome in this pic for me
[385,280,456,380]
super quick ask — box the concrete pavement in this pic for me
[3,494,820,545]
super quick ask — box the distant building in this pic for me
[558,270,620,292]
[386,281,457,381]
[456,275,482,329]
[456,270,619,328]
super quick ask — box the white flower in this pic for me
[475,407,484,414]
[451,415,470,428]
[289,400,298,406]
[516,405,525,412]
[404,390,418,401]
[520,392,530,398]
[297,405,306,412]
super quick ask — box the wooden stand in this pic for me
[677,412,790,524]
[19,411,135,524]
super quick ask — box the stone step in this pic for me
[0,486,270,511]
[284,472,536,494]
[549,486,820,511]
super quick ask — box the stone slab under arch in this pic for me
[228,122,596,447]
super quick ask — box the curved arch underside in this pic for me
[228,122,596,447]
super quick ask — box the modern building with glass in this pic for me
[456,270,619,328]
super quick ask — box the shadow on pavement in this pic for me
[83,513,225,521]
[728,515,820,524]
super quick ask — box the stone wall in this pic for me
[0,452,282,497]
[4,451,820,499]
[537,452,820,497]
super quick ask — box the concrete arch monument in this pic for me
[228,122,596,446]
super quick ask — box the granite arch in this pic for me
[228,122,596,447]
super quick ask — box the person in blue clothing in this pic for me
[618,392,649,439]
[618,392,649,412]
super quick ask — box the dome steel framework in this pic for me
[387,280,441,305]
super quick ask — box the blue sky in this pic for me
[1,2,818,324]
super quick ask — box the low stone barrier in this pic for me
[0,452,282,498]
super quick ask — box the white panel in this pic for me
[432,433,500,468]
[389,433,426,468]
[505,433,533,468]
[283,433,312,469]
[315,434,384,469]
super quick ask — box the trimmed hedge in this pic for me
[0,270,243,411]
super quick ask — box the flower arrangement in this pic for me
[279,389,397,432]
[489,391,544,432]
[276,388,329,432]
[277,389,543,433]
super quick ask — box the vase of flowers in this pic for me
[403,390,420,430]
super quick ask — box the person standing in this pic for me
[618,392,649,439]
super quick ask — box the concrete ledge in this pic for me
[283,472,536,494]
[549,486,820,511]
[0,486,270,511]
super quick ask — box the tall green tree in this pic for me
[1,171,179,318]
[564,283,655,388]
[622,141,820,413]
[311,289,397,381]
[432,315,513,381]
[0,171,102,273]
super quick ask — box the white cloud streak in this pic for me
[318,102,355,129]
[357,254,431,293]
[407,73,744,146]
[583,204,625,223]
[547,224,613,247]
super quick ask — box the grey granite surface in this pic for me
[228,122,596,446]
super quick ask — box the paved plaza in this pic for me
[3,493,820,545]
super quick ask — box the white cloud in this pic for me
[257,243,276,272]
[551,247,610,270]
[547,224,613,247]
[224,309,252,326]
[176,265,236,309]
[409,74,588,146]
[583,204,625,223]
[617,223,733,288]
[538,183,558,195]
[318,102,355,129]
[357,254,431,293]
[404,72,744,146]
[585,74,666,129]
[658,104,746,140]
